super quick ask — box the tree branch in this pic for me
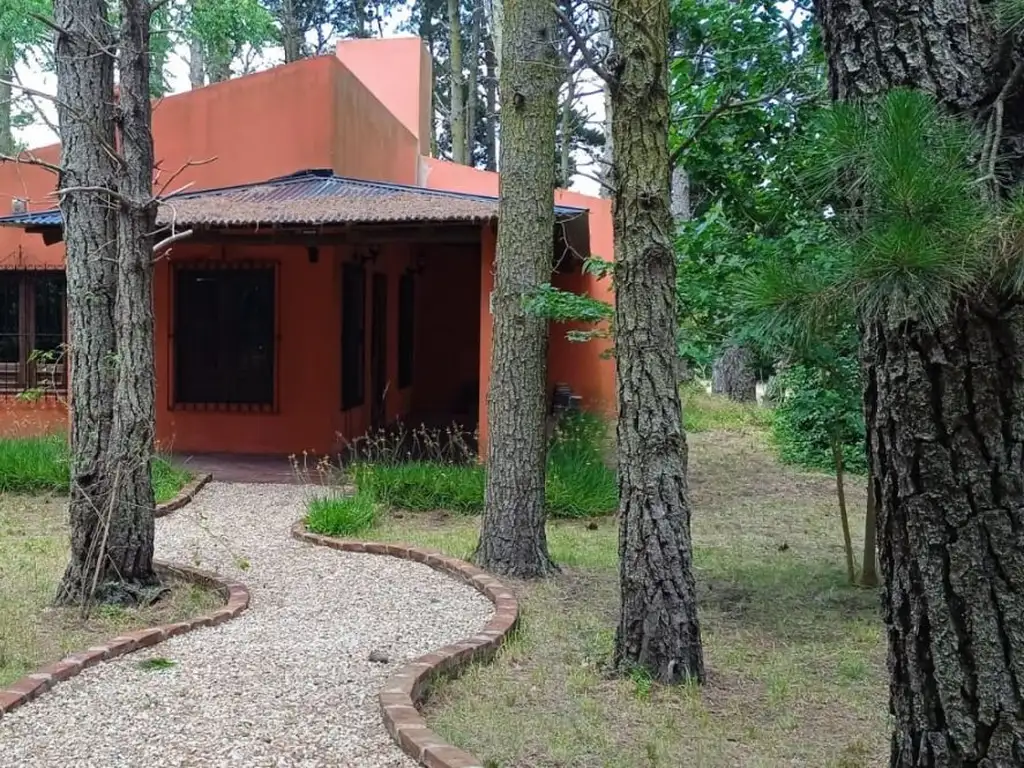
[670,83,818,167]
[554,5,611,83]
[153,228,193,255]
[0,152,64,175]
[153,156,218,199]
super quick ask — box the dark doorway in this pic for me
[370,273,388,429]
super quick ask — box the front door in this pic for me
[370,274,388,429]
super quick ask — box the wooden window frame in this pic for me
[0,270,68,397]
[169,260,280,414]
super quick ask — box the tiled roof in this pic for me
[0,169,588,230]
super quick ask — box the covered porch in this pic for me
[1,169,596,457]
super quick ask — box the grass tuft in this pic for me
[0,434,190,502]
[306,491,379,536]
[333,413,618,523]
[0,433,68,493]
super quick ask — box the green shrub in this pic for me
[0,434,189,501]
[344,413,618,519]
[306,491,379,536]
[770,361,867,474]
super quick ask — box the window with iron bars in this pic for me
[0,271,67,397]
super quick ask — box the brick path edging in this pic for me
[0,563,250,721]
[291,521,520,768]
[155,472,213,518]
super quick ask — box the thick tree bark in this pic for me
[711,343,756,402]
[0,47,13,157]
[610,0,705,683]
[863,304,1024,767]
[816,0,1024,763]
[96,0,160,604]
[476,0,560,579]
[448,0,467,165]
[53,0,120,605]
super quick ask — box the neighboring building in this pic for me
[0,37,615,456]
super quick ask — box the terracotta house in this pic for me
[0,37,615,457]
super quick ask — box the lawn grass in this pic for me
[0,494,222,687]
[682,381,774,433]
[0,434,191,502]
[347,395,884,767]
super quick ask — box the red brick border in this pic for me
[154,472,213,518]
[292,521,520,768]
[0,472,231,719]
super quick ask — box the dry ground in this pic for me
[363,426,888,768]
[0,494,221,687]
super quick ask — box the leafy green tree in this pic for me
[670,0,823,372]
[0,0,50,154]
[182,0,276,85]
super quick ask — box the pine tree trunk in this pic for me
[0,46,13,157]
[559,69,574,187]
[53,0,120,606]
[448,0,467,165]
[96,0,159,604]
[280,0,303,63]
[816,0,1024,762]
[861,468,878,588]
[188,33,205,89]
[862,305,1024,766]
[711,343,756,402]
[597,5,612,198]
[466,0,481,164]
[483,35,497,171]
[610,0,705,683]
[475,0,559,579]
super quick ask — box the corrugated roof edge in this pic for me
[0,168,590,228]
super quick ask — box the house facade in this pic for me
[0,37,615,457]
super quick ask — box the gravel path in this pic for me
[0,482,493,768]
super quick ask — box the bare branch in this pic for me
[0,152,64,175]
[554,5,611,83]
[153,156,218,199]
[12,69,59,138]
[29,12,72,38]
[153,228,193,255]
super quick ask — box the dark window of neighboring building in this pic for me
[398,272,414,389]
[341,262,366,410]
[0,271,67,394]
[174,265,276,408]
